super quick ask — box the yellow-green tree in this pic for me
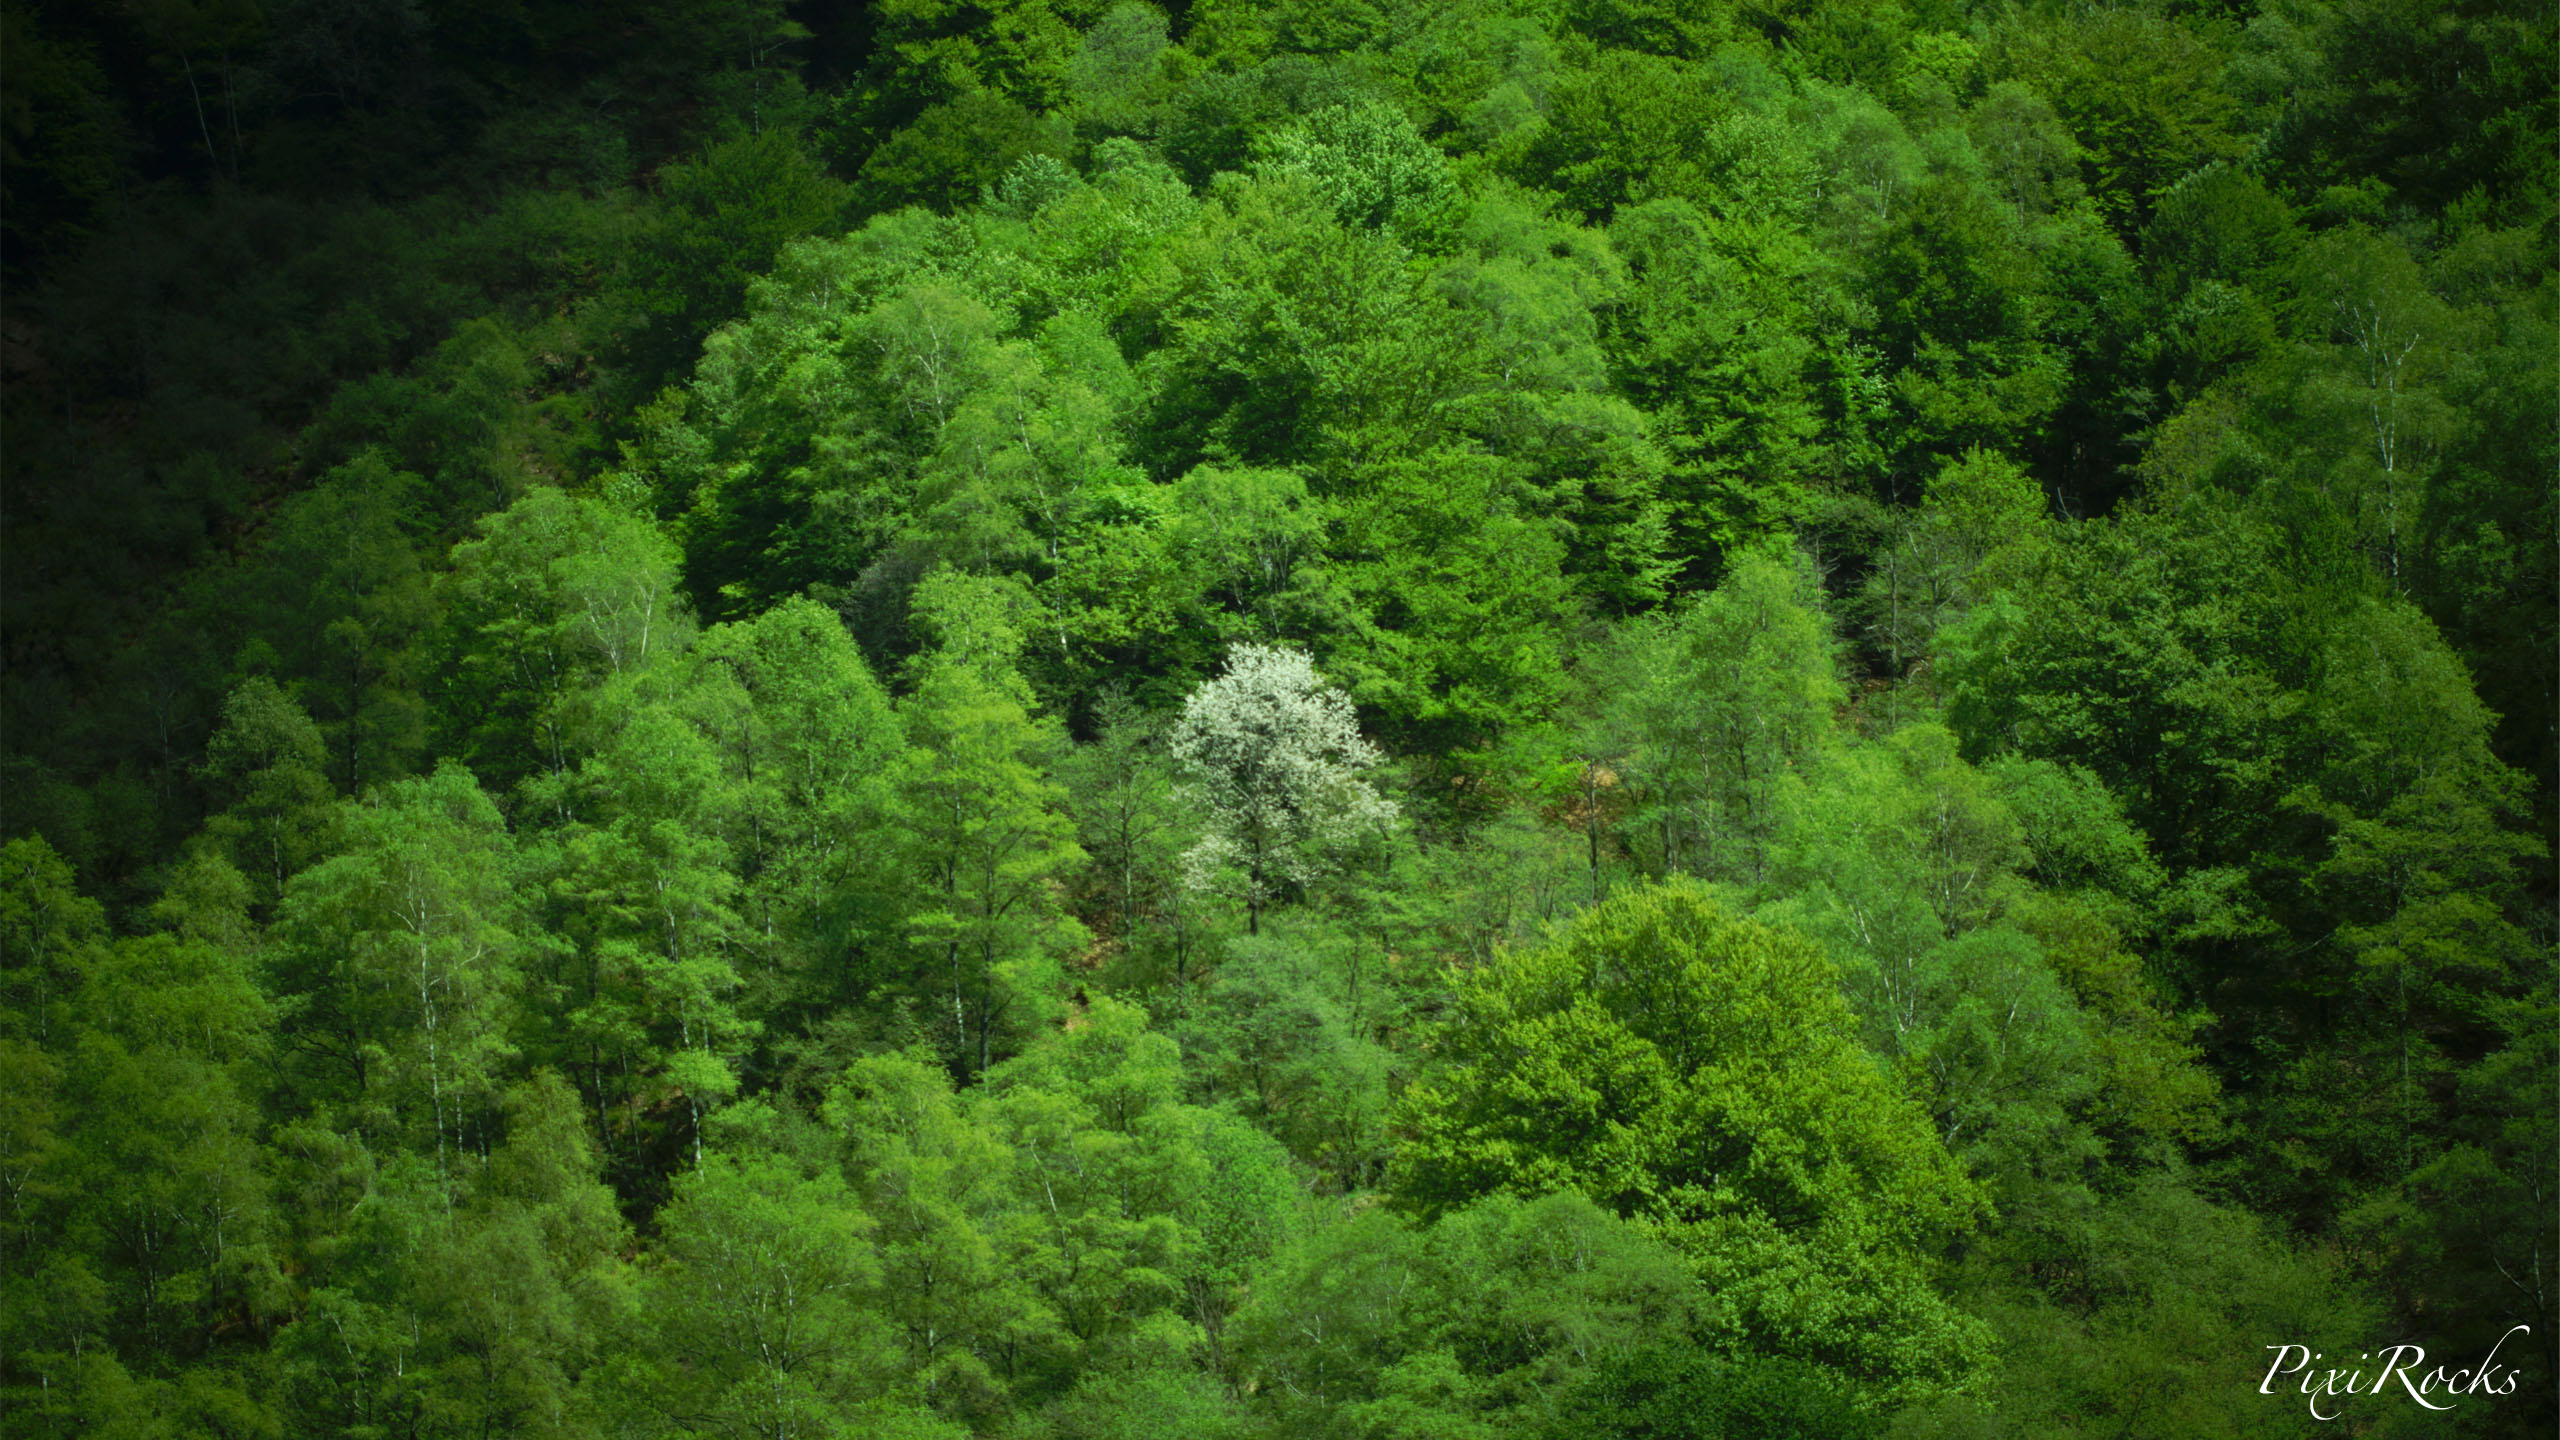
[1395,880,1988,1398]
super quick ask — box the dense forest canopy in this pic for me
[1,0,2553,1434]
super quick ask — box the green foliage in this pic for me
[432,486,694,804]
[895,586,1089,1080]
[268,763,528,1161]
[270,1071,624,1440]
[858,93,1071,214]
[626,1142,893,1434]
[1896,1179,2399,1440]
[1935,477,2548,1407]
[197,677,340,910]
[3,0,2549,1433]
[1059,687,1194,980]
[629,129,850,384]
[1984,8,2247,235]
[683,595,906,1030]
[1581,545,1841,882]
[828,1048,1052,1417]
[1752,717,2222,1196]
[1183,923,1398,1184]
[846,0,1092,148]
[246,454,436,796]
[1235,1190,1721,1436]
[1605,194,1829,558]
[1549,1347,1866,1440]
[2258,0,2559,220]
[1254,100,1461,241]
[1862,174,2064,477]
[1395,880,1988,1396]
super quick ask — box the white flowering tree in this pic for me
[1169,644,1400,933]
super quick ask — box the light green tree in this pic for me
[433,486,694,808]
[268,763,527,1170]
[1585,546,1840,885]
[198,676,341,911]
[631,1128,895,1438]
[827,1050,1056,1420]
[1395,880,1988,1397]
[895,571,1087,1080]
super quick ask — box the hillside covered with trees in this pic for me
[2,0,2553,1434]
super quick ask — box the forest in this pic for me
[0,0,2552,1435]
